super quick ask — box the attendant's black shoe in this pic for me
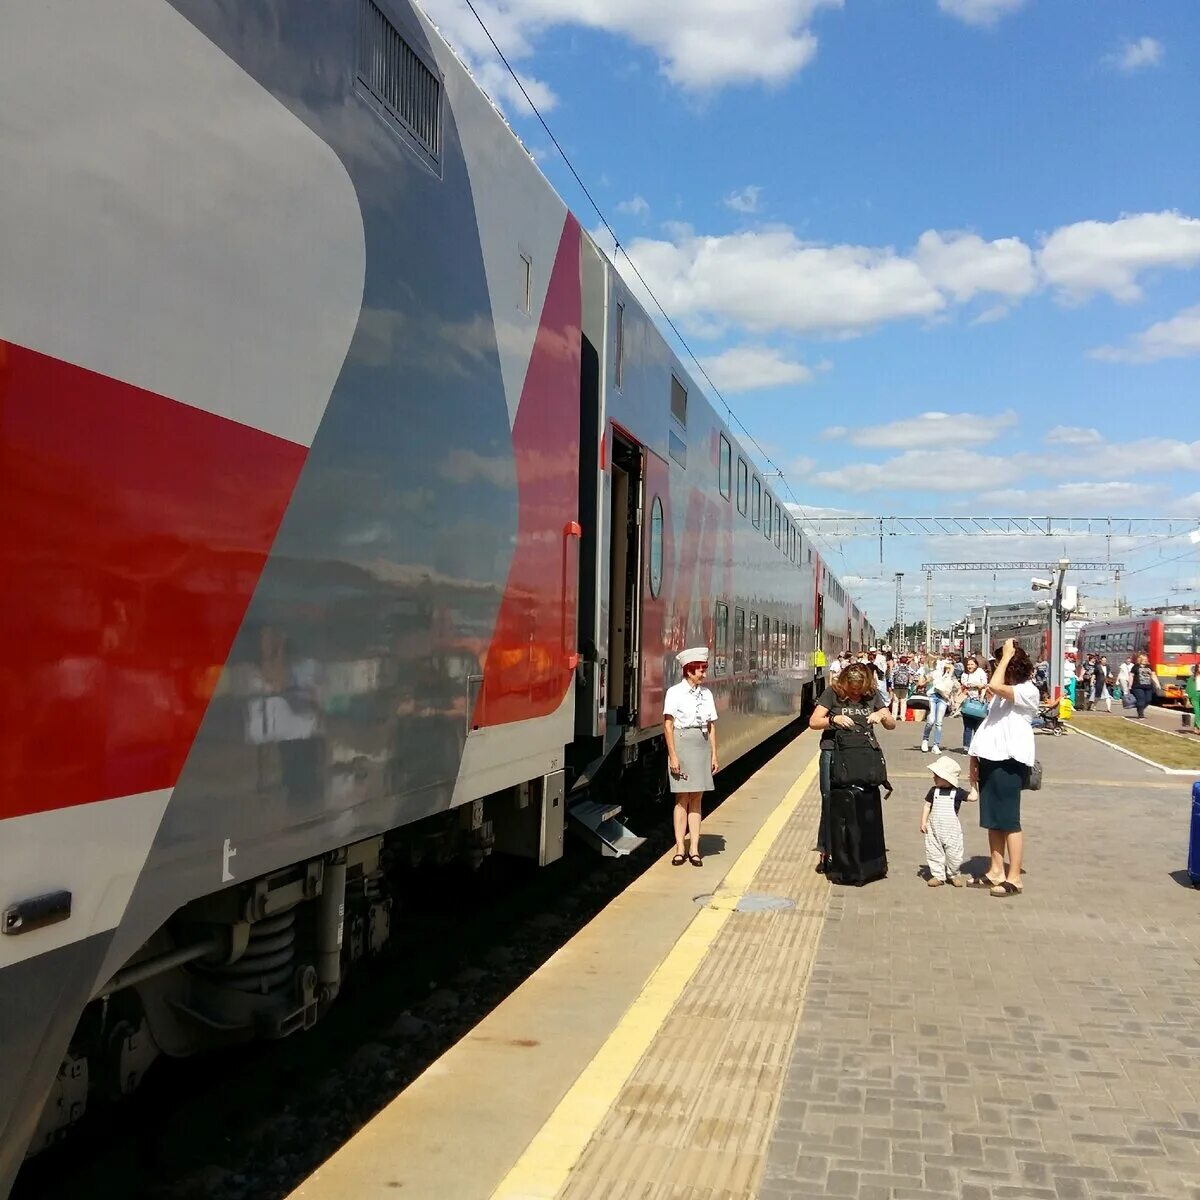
[815,856,828,874]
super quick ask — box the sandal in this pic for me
[966,875,1004,889]
[688,854,703,867]
[990,881,1023,897]
[671,853,686,866]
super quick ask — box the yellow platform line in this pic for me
[490,749,822,1200]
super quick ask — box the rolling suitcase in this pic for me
[827,783,888,885]
[1188,781,1200,887]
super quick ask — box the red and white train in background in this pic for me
[0,1,876,1184]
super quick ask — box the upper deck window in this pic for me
[670,376,687,427]
[719,435,732,499]
[614,301,625,390]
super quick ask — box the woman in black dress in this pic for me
[809,661,896,873]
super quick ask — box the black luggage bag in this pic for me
[827,783,887,885]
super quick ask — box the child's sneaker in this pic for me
[921,739,929,752]
[947,875,965,887]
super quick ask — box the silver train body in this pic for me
[0,1,874,1185]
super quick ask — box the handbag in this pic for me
[1027,760,1043,791]
[1122,691,1137,709]
[961,696,988,720]
[829,726,893,794]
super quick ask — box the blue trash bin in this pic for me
[1189,782,1200,886]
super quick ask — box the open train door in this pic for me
[606,427,645,728]
[567,247,643,855]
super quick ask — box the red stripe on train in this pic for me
[0,341,307,819]
[473,217,583,727]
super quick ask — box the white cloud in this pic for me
[912,230,1037,301]
[977,481,1167,509]
[827,409,1018,449]
[812,449,1013,493]
[1173,492,1200,513]
[1044,438,1200,478]
[1045,425,1103,446]
[822,426,849,440]
[619,227,946,336]
[1089,304,1200,363]
[616,195,650,217]
[971,304,1011,325]
[420,0,843,101]
[724,185,763,214]
[1037,211,1200,303]
[1104,36,1164,73]
[698,345,816,392]
[938,0,1028,28]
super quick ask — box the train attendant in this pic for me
[966,639,1038,897]
[664,647,719,867]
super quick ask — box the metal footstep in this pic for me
[567,799,646,857]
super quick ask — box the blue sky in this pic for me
[424,0,1200,626]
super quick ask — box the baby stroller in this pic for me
[1032,697,1067,735]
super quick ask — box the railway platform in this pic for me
[289,720,1200,1200]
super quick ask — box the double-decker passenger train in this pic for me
[0,1,876,1185]
[1077,612,1200,704]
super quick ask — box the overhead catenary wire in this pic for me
[455,0,845,567]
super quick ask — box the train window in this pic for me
[614,301,625,390]
[734,607,745,673]
[648,496,664,596]
[752,477,761,527]
[737,458,748,514]
[668,429,687,467]
[807,548,812,563]
[749,612,759,671]
[715,602,729,675]
[790,526,797,562]
[774,504,781,547]
[670,376,687,427]
[719,435,732,499]
[764,497,772,540]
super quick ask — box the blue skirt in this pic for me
[978,757,1025,832]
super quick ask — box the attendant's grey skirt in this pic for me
[670,726,714,793]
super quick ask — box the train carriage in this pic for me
[0,1,873,1184]
[1077,613,1200,704]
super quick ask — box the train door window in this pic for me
[734,607,745,672]
[648,495,664,596]
[752,477,761,527]
[670,375,687,427]
[749,612,759,670]
[614,301,625,390]
[736,458,748,515]
[774,504,782,547]
[719,435,732,500]
[519,252,533,314]
[715,602,729,675]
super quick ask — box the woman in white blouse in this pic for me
[958,655,989,753]
[966,639,1039,897]
[663,646,719,867]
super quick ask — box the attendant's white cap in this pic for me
[927,755,961,785]
[676,646,710,668]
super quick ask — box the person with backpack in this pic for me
[809,661,896,874]
[890,656,911,722]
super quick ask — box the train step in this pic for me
[567,798,645,858]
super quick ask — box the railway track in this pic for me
[13,721,807,1200]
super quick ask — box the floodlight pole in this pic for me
[1050,560,1068,700]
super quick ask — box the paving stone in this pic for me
[758,727,1200,1200]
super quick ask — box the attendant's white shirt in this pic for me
[828,659,843,679]
[969,681,1039,766]
[663,681,718,729]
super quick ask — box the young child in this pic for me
[921,755,968,887]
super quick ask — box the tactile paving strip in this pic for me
[557,774,828,1199]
